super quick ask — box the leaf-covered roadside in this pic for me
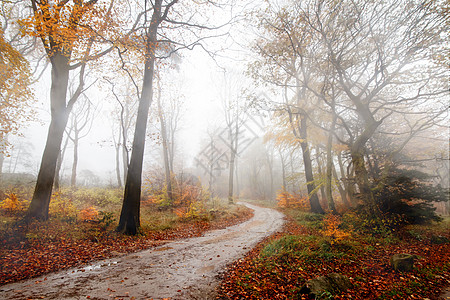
[0,205,253,286]
[217,214,450,300]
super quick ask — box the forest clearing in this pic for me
[1,0,449,299]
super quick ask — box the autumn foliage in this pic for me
[218,212,450,300]
[19,0,114,57]
[276,189,309,210]
[0,28,35,149]
[144,172,210,220]
[79,206,99,222]
[320,214,351,245]
[0,190,252,286]
[0,193,28,213]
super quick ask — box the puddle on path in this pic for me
[70,261,118,274]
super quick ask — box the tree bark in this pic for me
[226,106,240,204]
[350,120,382,214]
[115,141,122,188]
[121,106,129,181]
[0,133,6,182]
[156,78,173,202]
[299,116,324,214]
[117,0,162,235]
[27,53,70,220]
[71,120,79,188]
[228,149,236,204]
[0,152,4,181]
[315,146,327,203]
[279,149,287,190]
[332,160,348,208]
[326,111,337,214]
[54,129,71,190]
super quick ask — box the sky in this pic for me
[12,42,246,183]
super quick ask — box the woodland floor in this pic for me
[0,203,254,286]
[217,209,450,300]
[0,203,284,299]
[0,202,448,300]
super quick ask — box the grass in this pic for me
[0,195,252,245]
[239,198,277,208]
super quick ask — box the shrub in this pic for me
[49,192,77,221]
[375,168,448,226]
[276,189,309,210]
[320,214,351,245]
[0,193,28,214]
[79,206,99,222]
[70,188,122,209]
[98,211,115,230]
[146,185,172,210]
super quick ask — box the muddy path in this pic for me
[0,203,284,300]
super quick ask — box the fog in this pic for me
[1,0,448,211]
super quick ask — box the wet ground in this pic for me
[0,203,284,299]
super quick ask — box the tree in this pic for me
[118,0,232,234]
[24,0,117,220]
[67,95,96,188]
[301,0,447,215]
[218,70,248,204]
[251,0,447,216]
[155,73,173,202]
[117,0,169,234]
[0,26,35,177]
[249,5,325,213]
[104,76,138,188]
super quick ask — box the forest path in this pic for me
[0,203,284,300]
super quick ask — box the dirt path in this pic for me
[0,203,284,300]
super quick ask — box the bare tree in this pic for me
[117,0,233,234]
[66,95,96,188]
[218,70,248,204]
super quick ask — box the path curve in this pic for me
[0,203,284,300]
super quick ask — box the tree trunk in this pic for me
[115,141,122,188]
[0,133,6,182]
[207,139,215,200]
[54,152,62,190]
[279,149,287,190]
[350,120,381,214]
[54,130,71,190]
[0,152,4,181]
[338,151,355,205]
[268,154,274,200]
[316,146,327,204]
[289,150,295,192]
[332,160,349,208]
[117,1,161,235]
[227,109,239,204]
[235,160,240,199]
[326,112,337,214]
[26,53,70,221]
[169,126,175,174]
[299,116,324,214]
[156,79,172,202]
[121,104,129,181]
[71,124,79,188]
[228,148,236,204]
[351,149,376,211]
